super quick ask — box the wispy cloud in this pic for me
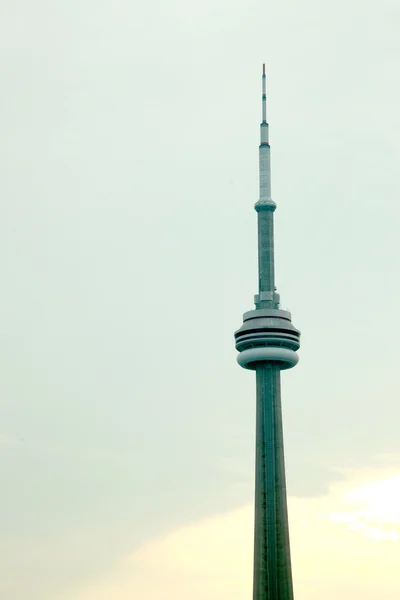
[59,468,400,600]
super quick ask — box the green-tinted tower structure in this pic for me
[234,65,300,599]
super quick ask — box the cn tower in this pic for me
[234,65,300,599]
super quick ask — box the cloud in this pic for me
[59,468,400,600]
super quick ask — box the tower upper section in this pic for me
[234,65,300,370]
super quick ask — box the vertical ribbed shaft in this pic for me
[258,210,275,295]
[253,364,294,600]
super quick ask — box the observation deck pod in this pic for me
[234,308,300,370]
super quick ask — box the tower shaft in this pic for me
[253,365,294,600]
[258,210,275,299]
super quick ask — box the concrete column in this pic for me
[253,364,294,600]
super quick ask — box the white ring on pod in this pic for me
[237,347,299,370]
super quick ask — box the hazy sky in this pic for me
[1,0,400,598]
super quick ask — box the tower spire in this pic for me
[256,65,276,307]
[262,64,267,123]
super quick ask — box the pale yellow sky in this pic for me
[59,467,400,599]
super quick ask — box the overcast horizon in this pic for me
[1,0,400,598]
